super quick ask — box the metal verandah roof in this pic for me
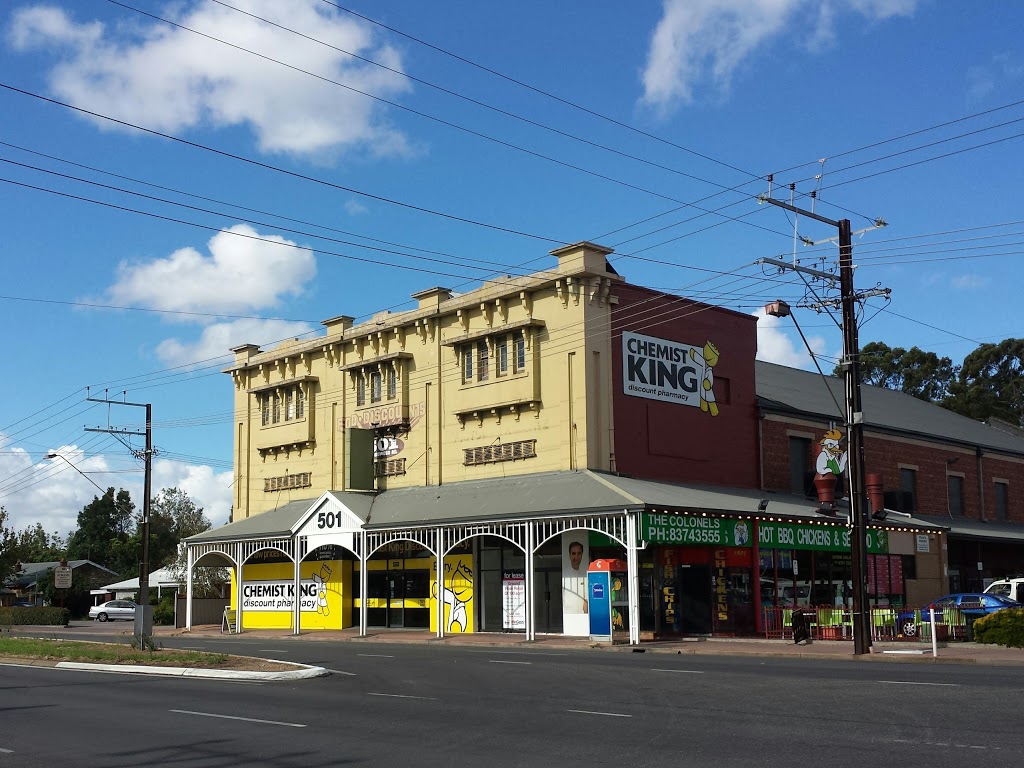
[186,470,947,545]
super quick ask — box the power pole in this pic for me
[758,198,889,656]
[86,396,153,643]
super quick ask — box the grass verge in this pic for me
[0,636,230,667]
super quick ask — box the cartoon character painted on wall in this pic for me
[689,341,720,416]
[311,563,332,617]
[433,559,474,633]
[816,428,848,476]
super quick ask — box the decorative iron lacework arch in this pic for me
[296,535,361,562]
[366,528,438,558]
[240,539,295,565]
[190,543,238,569]
[444,521,528,556]
[533,512,630,551]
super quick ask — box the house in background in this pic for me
[4,560,119,614]
[91,566,184,604]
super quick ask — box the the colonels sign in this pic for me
[622,331,721,415]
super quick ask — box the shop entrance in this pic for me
[679,564,712,634]
[533,565,563,633]
[367,570,430,628]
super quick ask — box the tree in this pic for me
[841,341,957,402]
[944,338,1024,425]
[0,507,18,583]
[15,523,66,563]
[66,488,136,576]
[129,488,211,570]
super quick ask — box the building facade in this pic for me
[186,242,1021,642]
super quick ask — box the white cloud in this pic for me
[152,459,234,528]
[754,308,829,368]
[640,0,916,110]
[106,224,316,316]
[951,273,990,290]
[344,199,369,216]
[155,317,316,367]
[0,442,126,539]
[9,0,412,157]
[967,53,1024,102]
[0,438,233,539]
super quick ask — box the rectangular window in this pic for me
[285,390,295,420]
[296,388,304,419]
[995,481,1008,521]
[387,368,397,399]
[261,397,270,426]
[900,468,917,512]
[514,333,526,372]
[497,337,508,376]
[948,475,964,516]
[788,437,811,495]
[370,371,382,403]
[462,347,473,383]
[477,340,489,381]
[272,394,281,424]
[357,376,366,406]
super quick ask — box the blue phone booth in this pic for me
[588,559,628,642]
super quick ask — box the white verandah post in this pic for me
[525,522,535,642]
[436,527,445,639]
[359,530,368,637]
[185,544,194,630]
[626,510,641,646]
[292,544,301,636]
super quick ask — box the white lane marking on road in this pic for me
[652,668,704,674]
[891,738,999,751]
[323,668,357,676]
[258,649,287,653]
[358,653,394,658]
[170,709,306,728]
[568,709,632,718]
[489,660,531,665]
[878,681,960,687]
[474,650,569,657]
[367,693,437,700]
[0,747,13,754]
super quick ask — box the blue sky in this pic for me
[1,0,1022,538]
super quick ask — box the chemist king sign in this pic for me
[622,331,722,416]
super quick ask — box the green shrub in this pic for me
[973,608,1024,648]
[0,606,70,626]
[153,595,175,626]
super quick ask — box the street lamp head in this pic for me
[45,452,58,459]
[764,300,791,318]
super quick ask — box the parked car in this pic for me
[12,600,35,608]
[897,593,1021,637]
[984,577,1024,604]
[89,600,138,622]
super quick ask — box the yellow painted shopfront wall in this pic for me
[232,559,351,630]
[354,553,475,633]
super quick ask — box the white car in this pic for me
[984,578,1024,603]
[89,600,138,622]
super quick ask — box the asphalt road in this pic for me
[2,631,1021,767]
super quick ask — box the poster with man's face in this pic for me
[562,533,590,636]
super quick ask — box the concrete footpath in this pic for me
[5,622,1024,679]
[162,623,1024,666]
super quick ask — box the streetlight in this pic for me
[45,452,106,494]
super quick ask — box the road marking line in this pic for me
[258,649,287,653]
[568,709,632,718]
[367,693,437,700]
[170,710,305,728]
[490,660,531,665]
[878,681,960,687]
[0,748,13,754]
[652,668,704,674]
[479,650,569,657]
[358,653,394,658]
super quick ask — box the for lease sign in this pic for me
[622,331,703,406]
